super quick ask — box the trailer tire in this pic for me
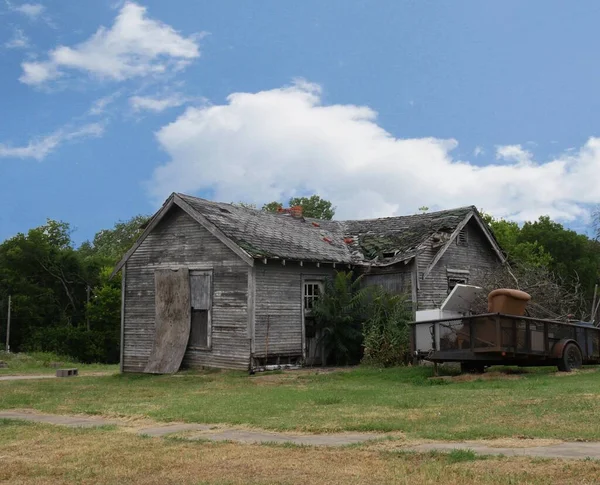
[460,363,485,374]
[557,343,582,372]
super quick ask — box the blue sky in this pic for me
[1,1,600,245]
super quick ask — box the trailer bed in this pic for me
[411,313,600,371]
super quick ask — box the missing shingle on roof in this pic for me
[218,207,231,214]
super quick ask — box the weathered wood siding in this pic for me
[122,206,250,372]
[254,263,334,359]
[362,263,413,297]
[417,219,500,309]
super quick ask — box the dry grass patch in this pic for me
[2,422,600,485]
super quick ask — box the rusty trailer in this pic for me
[411,313,600,373]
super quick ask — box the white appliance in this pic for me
[414,284,484,354]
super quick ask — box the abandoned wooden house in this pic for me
[112,193,505,373]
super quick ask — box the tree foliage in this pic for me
[0,215,147,363]
[262,201,284,213]
[288,195,335,220]
[482,212,600,319]
[312,271,412,366]
[262,195,335,219]
[311,271,365,365]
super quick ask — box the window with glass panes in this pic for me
[303,281,323,312]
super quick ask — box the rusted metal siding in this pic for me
[254,262,334,359]
[417,219,500,310]
[122,206,250,372]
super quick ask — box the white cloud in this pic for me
[4,28,29,49]
[148,81,600,223]
[9,2,45,19]
[129,93,191,112]
[473,146,484,157]
[88,91,122,116]
[0,122,104,161]
[19,1,201,86]
[496,144,532,164]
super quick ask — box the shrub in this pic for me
[23,326,119,364]
[312,271,412,367]
[362,287,412,367]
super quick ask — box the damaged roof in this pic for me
[177,194,483,266]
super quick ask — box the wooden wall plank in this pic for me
[123,206,250,372]
[416,219,500,310]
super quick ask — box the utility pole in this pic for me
[6,295,11,353]
[86,285,91,331]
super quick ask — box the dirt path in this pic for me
[3,410,600,458]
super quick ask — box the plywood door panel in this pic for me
[144,268,191,374]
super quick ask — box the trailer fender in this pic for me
[550,339,581,359]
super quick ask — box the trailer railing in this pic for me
[412,313,600,362]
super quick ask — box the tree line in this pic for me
[0,196,598,363]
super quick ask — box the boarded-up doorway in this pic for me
[144,268,190,374]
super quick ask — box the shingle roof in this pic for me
[178,194,478,266]
[178,194,353,263]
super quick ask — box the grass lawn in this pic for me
[2,420,600,485]
[1,365,600,441]
[0,351,118,376]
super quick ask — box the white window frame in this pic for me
[303,280,324,314]
[188,269,213,350]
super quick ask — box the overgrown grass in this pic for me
[2,365,600,441]
[1,421,599,485]
[0,351,117,375]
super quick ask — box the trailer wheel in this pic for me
[460,363,485,374]
[557,343,582,372]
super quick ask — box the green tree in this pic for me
[262,201,283,213]
[288,195,335,220]
[262,195,335,220]
[83,214,149,264]
[0,220,88,350]
[482,214,553,268]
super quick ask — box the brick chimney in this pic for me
[289,205,303,219]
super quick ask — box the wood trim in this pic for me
[190,268,213,350]
[174,195,255,267]
[410,260,418,316]
[470,212,506,263]
[111,193,255,279]
[111,196,176,278]
[248,266,256,354]
[423,213,474,279]
[119,264,126,373]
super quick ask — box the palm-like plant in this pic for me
[312,271,367,365]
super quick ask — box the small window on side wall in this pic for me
[304,281,323,313]
[457,229,468,246]
[189,271,212,349]
[448,276,469,295]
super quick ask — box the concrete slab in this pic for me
[191,429,381,446]
[408,441,600,460]
[4,410,600,458]
[0,411,118,428]
[138,423,213,436]
[0,375,56,381]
